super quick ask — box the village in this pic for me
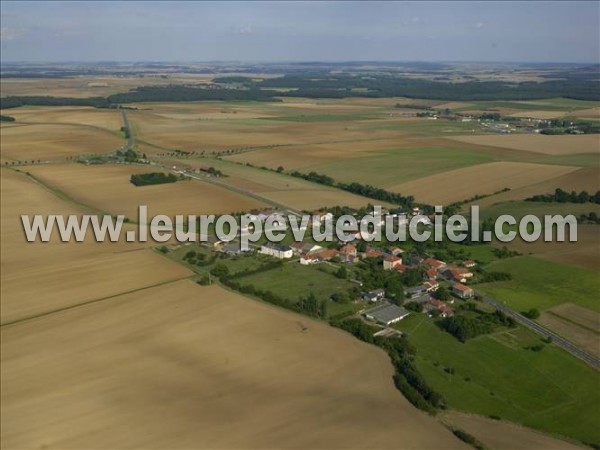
[185,206,481,333]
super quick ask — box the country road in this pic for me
[119,109,135,149]
[477,292,600,370]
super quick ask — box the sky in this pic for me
[1,1,599,63]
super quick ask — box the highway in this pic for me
[477,292,600,370]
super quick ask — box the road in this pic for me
[119,109,135,149]
[177,170,304,218]
[477,292,600,370]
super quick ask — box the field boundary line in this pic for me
[0,276,193,328]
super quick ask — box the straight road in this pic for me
[477,292,600,370]
[119,109,135,149]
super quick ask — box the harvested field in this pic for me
[388,161,578,205]
[176,158,392,210]
[440,412,586,450]
[571,107,600,120]
[1,106,122,131]
[449,134,600,155]
[539,303,600,357]
[1,280,466,449]
[25,164,267,218]
[507,110,566,119]
[468,167,600,208]
[0,123,123,161]
[0,168,192,324]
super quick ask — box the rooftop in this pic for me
[365,303,410,324]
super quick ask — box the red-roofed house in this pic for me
[340,244,357,257]
[393,264,409,273]
[364,249,384,258]
[423,268,438,281]
[452,283,474,299]
[423,258,446,271]
[383,255,403,271]
[316,249,339,262]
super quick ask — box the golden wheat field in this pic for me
[24,164,267,218]
[0,279,466,449]
[0,123,123,161]
[387,161,579,204]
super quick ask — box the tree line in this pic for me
[526,188,600,204]
[130,172,178,186]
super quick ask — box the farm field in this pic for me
[0,106,122,130]
[539,304,600,357]
[0,74,215,98]
[394,314,600,445]
[448,134,600,155]
[477,256,600,313]
[0,168,192,325]
[24,163,267,218]
[388,161,578,204]
[440,412,587,450]
[175,157,391,210]
[466,167,600,208]
[0,123,123,162]
[0,280,466,450]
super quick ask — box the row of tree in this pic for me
[526,188,600,204]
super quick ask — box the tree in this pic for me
[335,266,348,279]
[197,276,211,286]
[276,166,284,173]
[436,286,450,301]
[210,263,230,278]
[522,308,540,319]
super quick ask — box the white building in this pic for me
[260,243,293,259]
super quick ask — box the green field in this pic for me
[394,313,600,445]
[460,98,600,112]
[235,261,355,303]
[477,256,600,312]
[302,146,496,187]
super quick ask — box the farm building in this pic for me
[260,243,293,259]
[363,288,385,302]
[364,304,410,325]
[340,244,357,257]
[452,283,474,299]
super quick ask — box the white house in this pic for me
[260,243,293,259]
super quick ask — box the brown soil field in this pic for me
[469,167,600,208]
[1,123,123,161]
[25,164,266,218]
[130,102,276,120]
[0,168,192,324]
[498,225,600,271]
[448,134,600,155]
[1,279,466,449]
[440,412,586,450]
[571,107,600,120]
[388,161,578,205]
[539,303,600,357]
[432,101,476,110]
[1,106,122,131]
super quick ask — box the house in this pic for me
[423,258,446,271]
[364,249,384,258]
[388,246,404,256]
[315,248,339,261]
[445,268,474,283]
[300,253,319,265]
[452,283,474,299]
[311,211,334,226]
[291,242,322,255]
[425,299,454,318]
[201,235,224,249]
[423,280,439,292]
[340,244,357,257]
[220,241,251,256]
[423,268,438,281]
[393,264,409,274]
[364,303,410,325]
[404,285,428,298]
[363,288,385,302]
[383,255,403,271]
[260,242,293,259]
[463,260,477,268]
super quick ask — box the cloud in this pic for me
[238,25,253,34]
[0,28,26,41]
